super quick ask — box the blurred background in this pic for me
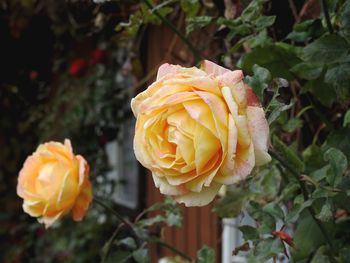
[1,0,348,262]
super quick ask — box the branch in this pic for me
[142,0,202,63]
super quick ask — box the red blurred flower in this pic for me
[69,58,88,77]
[29,70,39,80]
[90,48,107,65]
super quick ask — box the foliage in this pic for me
[2,0,350,262]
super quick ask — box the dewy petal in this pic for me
[175,182,222,207]
[194,123,221,173]
[246,106,271,165]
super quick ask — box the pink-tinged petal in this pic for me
[175,182,222,207]
[230,81,247,113]
[234,115,251,147]
[185,153,221,192]
[141,92,198,114]
[246,106,271,166]
[152,174,189,195]
[163,76,221,96]
[194,91,228,126]
[201,60,231,77]
[217,70,243,87]
[183,100,218,138]
[156,63,178,80]
[245,84,261,107]
[221,86,238,116]
[72,180,92,221]
[235,142,255,179]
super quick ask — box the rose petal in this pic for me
[175,182,222,207]
[247,106,271,165]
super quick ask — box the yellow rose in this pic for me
[17,139,92,228]
[131,60,271,206]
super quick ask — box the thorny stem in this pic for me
[320,0,334,34]
[142,0,202,63]
[269,150,336,260]
[94,196,193,262]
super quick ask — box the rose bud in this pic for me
[17,139,92,228]
[69,58,88,77]
[131,60,271,207]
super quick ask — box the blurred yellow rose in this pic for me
[17,139,92,228]
[131,60,271,206]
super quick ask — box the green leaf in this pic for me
[116,237,137,250]
[286,19,325,43]
[181,0,200,17]
[302,77,336,107]
[303,144,325,171]
[301,34,350,64]
[291,214,326,261]
[263,203,285,220]
[197,245,215,263]
[132,249,149,263]
[340,1,350,42]
[344,109,350,127]
[250,165,281,201]
[277,183,299,202]
[244,64,271,101]
[316,201,333,222]
[247,202,276,234]
[105,250,131,263]
[323,148,348,187]
[324,63,350,101]
[323,127,350,160]
[186,16,213,34]
[239,225,259,241]
[237,43,301,80]
[310,246,332,263]
[268,100,294,125]
[310,165,330,182]
[273,136,305,173]
[246,30,272,48]
[283,117,303,133]
[290,62,323,80]
[254,16,276,29]
[213,188,248,218]
[254,238,284,260]
[286,199,313,223]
